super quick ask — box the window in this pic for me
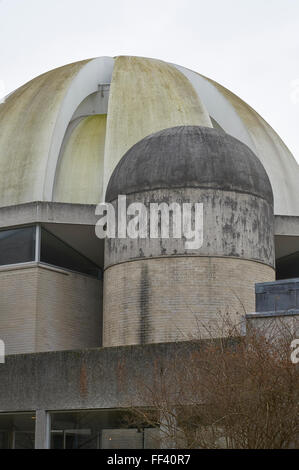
[50,410,159,449]
[276,251,299,280]
[0,225,101,278]
[0,226,35,266]
[0,413,35,449]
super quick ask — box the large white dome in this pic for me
[0,55,298,216]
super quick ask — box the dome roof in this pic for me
[106,126,273,205]
[0,55,298,216]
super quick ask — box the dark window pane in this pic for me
[276,251,299,280]
[40,228,99,278]
[0,432,9,449]
[0,226,35,266]
[14,431,35,449]
[50,410,158,449]
[0,413,35,449]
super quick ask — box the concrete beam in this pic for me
[0,202,98,229]
[275,215,299,236]
[0,342,205,413]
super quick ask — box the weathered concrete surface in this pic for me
[35,410,51,449]
[104,126,275,346]
[0,61,89,207]
[275,216,299,236]
[0,201,98,228]
[105,127,275,267]
[105,188,275,268]
[210,75,299,218]
[103,57,212,193]
[0,57,114,207]
[53,115,106,204]
[246,311,299,340]
[106,126,273,205]
[0,56,298,215]
[176,66,299,217]
[274,216,299,260]
[0,342,203,412]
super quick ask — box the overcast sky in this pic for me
[0,0,298,162]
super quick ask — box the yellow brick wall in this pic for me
[103,257,275,346]
[35,266,102,352]
[0,266,38,354]
[0,264,102,355]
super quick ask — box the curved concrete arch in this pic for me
[71,87,110,121]
[53,115,106,204]
[173,64,256,152]
[44,56,114,201]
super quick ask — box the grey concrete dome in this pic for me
[105,126,274,204]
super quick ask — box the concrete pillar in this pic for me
[35,410,51,449]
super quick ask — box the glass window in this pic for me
[0,226,36,266]
[276,251,299,280]
[50,410,159,449]
[40,228,100,278]
[0,413,35,449]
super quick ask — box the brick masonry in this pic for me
[103,256,275,346]
[0,264,102,355]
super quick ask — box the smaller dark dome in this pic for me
[106,126,273,205]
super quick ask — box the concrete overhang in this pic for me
[0,341,206,413]
[0,202,103,266]
[274,216,299,260]
[0,203,299,267]
[275,215,299,236]
[1,203,299,234]
[0,201,98,228]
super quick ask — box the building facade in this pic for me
[0,56,298,448]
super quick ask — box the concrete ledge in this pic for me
[255,278,299,296]
[0,341,205,413]
[246,310,299,319]
[0,205,298,233]
[275,215,299,236]
[0,202,98,228]
[0,262,69,276]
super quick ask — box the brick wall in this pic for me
[0,266,38,354]
[0,264,102,355]
[103,257,275,346]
